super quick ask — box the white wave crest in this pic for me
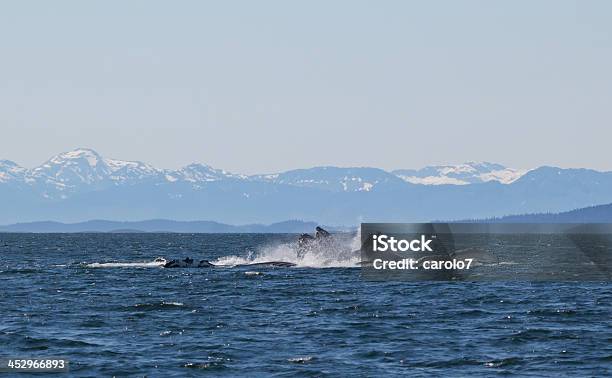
[86,257,167,268]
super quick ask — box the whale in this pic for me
[86,257,296,269]
[235,261,296,268]
[297,226,348,258]
[161,257,296,268]
[162,258,216,268]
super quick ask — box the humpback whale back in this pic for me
[235,261,296,268]
[161,259,296,268]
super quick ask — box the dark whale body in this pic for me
[235,261,296,268]
[162,258,295,268]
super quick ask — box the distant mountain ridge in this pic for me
[0,219,323,233]
[3,148,612,225]
[464,203,612,223]
[5,202,612,233]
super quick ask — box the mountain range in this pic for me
[2,148,612,225]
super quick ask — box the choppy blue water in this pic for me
[0,233,610,377]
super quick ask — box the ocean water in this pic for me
[0,233,610,377]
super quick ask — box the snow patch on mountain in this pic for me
[393,162,526,185]
[169,163,244,183]
[105,158,161,182]
[478,169,527,184]
[61,149,101,166]
[0,160,26,183]
[402,176,471,185]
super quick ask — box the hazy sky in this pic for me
[1,1,611,173]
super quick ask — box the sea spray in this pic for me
[212,232,360,268]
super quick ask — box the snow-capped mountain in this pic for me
[168,163,245,183]
[105,158,162,183]
[0,149,528,194]
[29,149,114,195]
[252,167,405,192]
[392,162,526,185]
[3,148,612,225]
[0,148,241,198]
[0,160,26,183]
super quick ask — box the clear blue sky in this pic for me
[1,1,611,173]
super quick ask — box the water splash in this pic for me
[212,232,361,268]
